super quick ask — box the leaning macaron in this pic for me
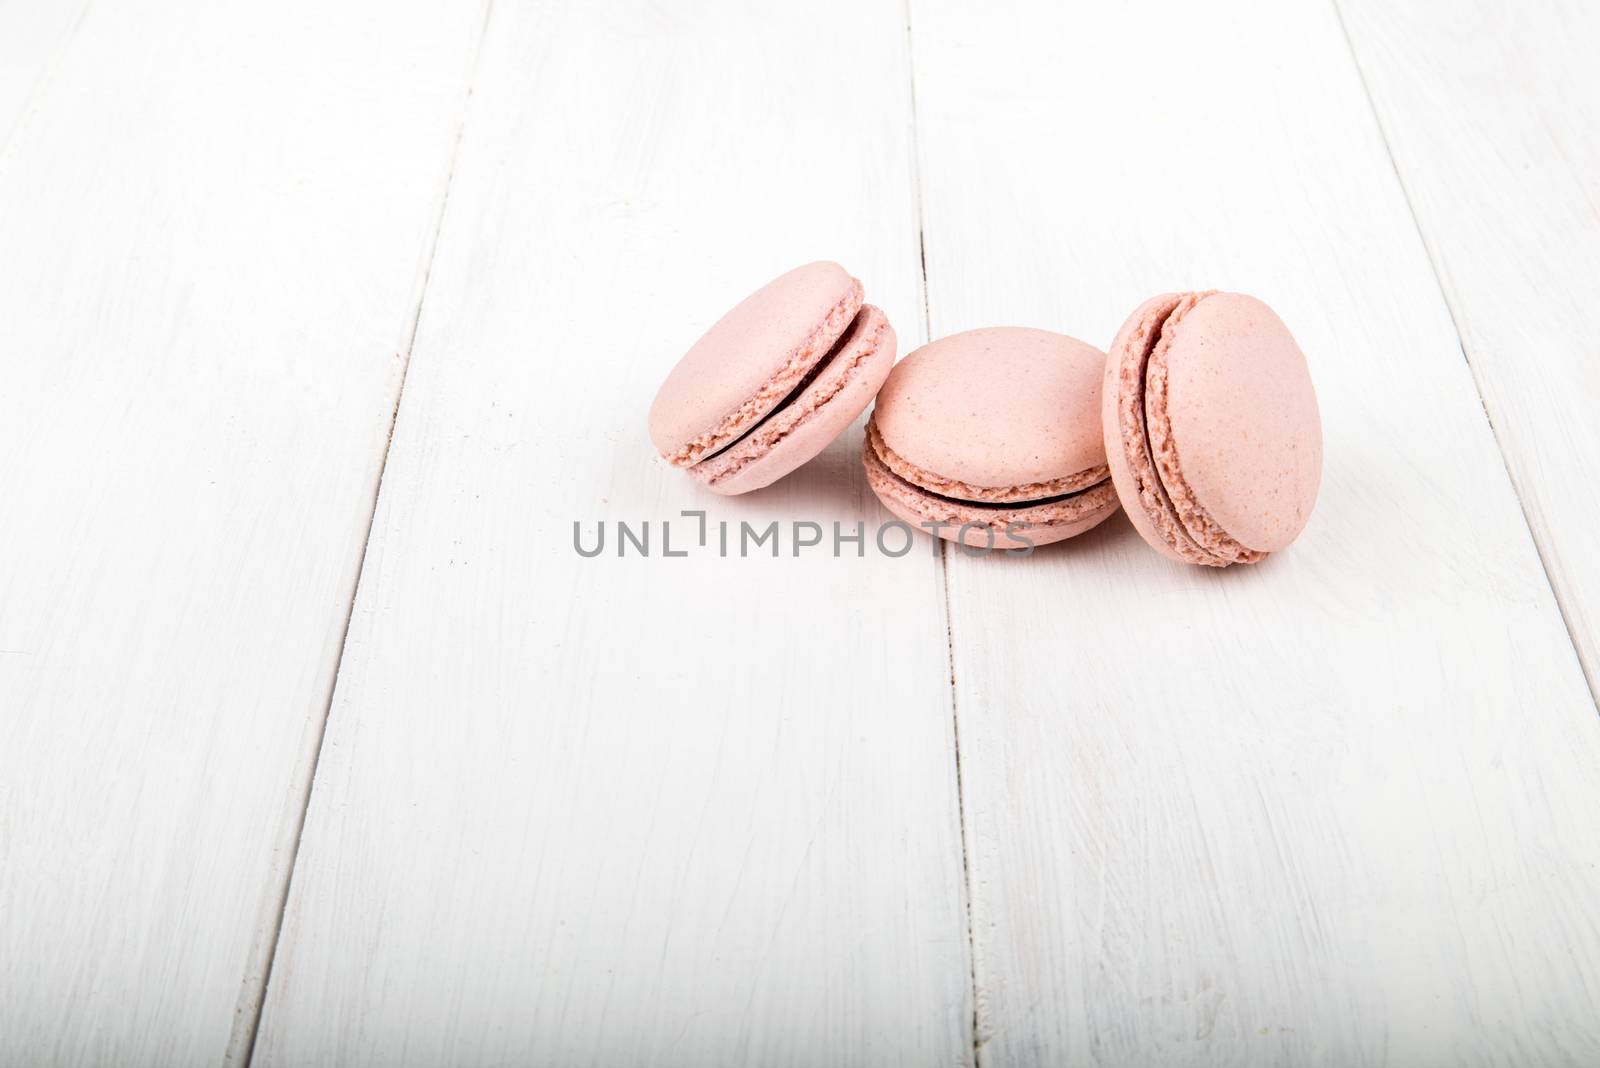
[863,327,1119,549]
[1102,291,1322,567]
[649,261,896,495]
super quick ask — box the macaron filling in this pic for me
[690,305,891,487]
[1115,293,1263,566]
[864,420,1118,544]
[661,277,864,467]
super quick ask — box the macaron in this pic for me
[1102,291,1322,567]
[649,261,896,495]
[863,327,1119,549]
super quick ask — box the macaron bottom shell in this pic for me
[863,429,1120,550]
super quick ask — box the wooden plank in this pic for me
[0,3,487,1064]
[252,3,971,1066]
[909,0,1600,1063]
[1337,0,1600,692]
[0,1,88,149]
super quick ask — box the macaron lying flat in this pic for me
[1103,291,1322,567]
[649,261,896,495]
[863,327,1119,549]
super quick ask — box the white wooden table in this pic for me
[4,1,1599,1065]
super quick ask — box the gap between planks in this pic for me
[1328,0,1600,715]
[224,4,499,1064]
[903,1,983,1063]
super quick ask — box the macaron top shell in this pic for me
[1103,290,1321,566]
[648,261,862,467]
[871,327,1109,499]
[1152,293,1321,554]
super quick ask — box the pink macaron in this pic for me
[1103,291,1322,567]
[863,327,1120,549]
[648,261,896,495]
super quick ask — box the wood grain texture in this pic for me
[909,0,1600,1063]
[1337,0,1600,692]
[251,3,971,1066]
[0,2,485,1064]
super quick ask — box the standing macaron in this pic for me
[863,327,1119,549]
[1103,291,1322,567]
[649,261,896,495]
